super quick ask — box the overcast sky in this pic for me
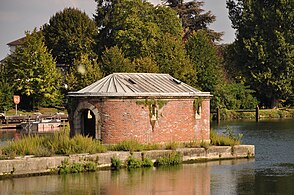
[0,0,235,60]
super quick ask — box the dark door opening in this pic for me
[82,109,96,138]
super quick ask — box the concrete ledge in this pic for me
[0,145,254,179]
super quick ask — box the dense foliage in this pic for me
[1,0,289,111]
[43,8,97,65]
[226,0,294,108]
[3,29,62,110]
[66,53,103,91]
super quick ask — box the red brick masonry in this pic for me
[88,98,210,144]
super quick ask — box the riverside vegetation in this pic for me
[0,128,243,174]
[0,127,242,160]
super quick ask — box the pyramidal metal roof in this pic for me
[68,73,210,98]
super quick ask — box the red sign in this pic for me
[13,95,20,104]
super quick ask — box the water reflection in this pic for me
[1,119,294,194]
[0,159,255,194]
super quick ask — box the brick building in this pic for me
[68,73,211,144]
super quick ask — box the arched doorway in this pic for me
[73,101,101,140]
[81,109,96,138]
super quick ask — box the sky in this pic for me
[0,0,235,60]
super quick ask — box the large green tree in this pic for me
[43,8,97,65]
[66,53,103,91]
[227,0,294,107]
[94,0,182,57]
[4,29,62,109]
[95,0,194,84]
[186,30,223,92]
[163,0,222,41]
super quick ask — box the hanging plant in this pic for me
[193,97,203,115]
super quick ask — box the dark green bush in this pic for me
[111,157,123,170]
[142,157,154,167]
[154,151,183,167]
[127,156,142,169]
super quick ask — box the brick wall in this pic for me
[91,98,210,144]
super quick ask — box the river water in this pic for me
[0,118,293,194]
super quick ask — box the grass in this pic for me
[212,108,294,120]
[1,128,107,157]
[4,107,67,116]
[109,140,162,152]
[0,126,242,160]
[210,129,242,146]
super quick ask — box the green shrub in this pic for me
[154,151,183,167]
[84,161,97,172]
[127,156,142,169]
[111,157,123,170]
[142,157,153,167]
[58,159,97,174]
[58,159,71,174]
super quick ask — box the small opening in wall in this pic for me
[151,104,157,121]
[196,105,202,119]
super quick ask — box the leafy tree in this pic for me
[95,0,194,84]
[213,83,258,110]
[132,57,159,73]
[66,54,103,91]
[0,60,14,112]
[163,0,222,40]
[4,29,62,109]
[101,46,134,75]
[0,79,14,112]
[43,8,97,65]
[227,0,294,107]
[186,30,223,92]
[155,33,195,86]
[94,0,183,57]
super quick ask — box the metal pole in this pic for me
[15,104,18,115]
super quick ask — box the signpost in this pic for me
[13,95,20,115]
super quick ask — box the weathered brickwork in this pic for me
[83,98,211,144]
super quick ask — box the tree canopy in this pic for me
[227,0,294,107]
[4,29,62,109]
[43,8,97,66]
[163,0,223,41]
[94,0,194,85]
[186,30,223,92]
[66,53,103,91]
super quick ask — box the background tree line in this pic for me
[0,0,292,112]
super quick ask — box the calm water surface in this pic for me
[0,118,293,194]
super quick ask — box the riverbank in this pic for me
[212,108,294,121]
[0,145,254,179]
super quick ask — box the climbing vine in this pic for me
[136,99,169,130]
[193,97,203,115]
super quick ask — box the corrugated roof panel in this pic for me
[68,73,210,97]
